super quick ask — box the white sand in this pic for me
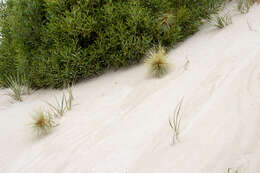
[1,3,260,173]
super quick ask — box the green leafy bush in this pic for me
[0,0,225,88]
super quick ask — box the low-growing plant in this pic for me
[227,168,239,173]
[5,75,24,101]
[5,74,32,101]
[145,45,170,78]
[184,57,190,71]
[31,110,58,136]
[46,87,74,117]
[212,14,232,29]
[47,94,67,117]
[238,0,253,14]
[65,86,74,111]
[169,97,184,144]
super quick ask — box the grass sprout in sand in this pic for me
[169,97,184,144]
[145,46,169,78]
[65,87,74,111]
[47,87,74,117]
[31,110,57,136]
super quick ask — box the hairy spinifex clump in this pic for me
[145,46,169,78]
[31,110,58,135]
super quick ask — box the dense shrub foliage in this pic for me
[0,0,225,88]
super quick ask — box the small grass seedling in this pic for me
[145,45,170,78]
[169,97,184,144]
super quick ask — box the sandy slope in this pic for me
[1,3,260,173]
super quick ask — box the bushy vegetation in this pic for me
[0,0,226,88]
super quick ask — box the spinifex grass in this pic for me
[227,168,239,173]
[169,97,184,144]
[212,14,232,29]
[31,110,58,136]
[46,87,74,117]
[47,94,67,118]
[145,45,170,78]
[238,0,254,14]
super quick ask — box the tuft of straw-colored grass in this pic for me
[31,110,58,136]
[212,14,232,29]
[169,97,184,144]
[145,45,170,78]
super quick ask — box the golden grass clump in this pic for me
[145,46,170,78]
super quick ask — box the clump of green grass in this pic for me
[31,110,58,136]
[5,75,23,101]
[169,97,184,144]
[47,94,67,117]
[46,87,74,117]
[227,168,239,173]
[145,46,169,78]
[238,0,253,14]
[5,74,32,101]
[212,14,232,29]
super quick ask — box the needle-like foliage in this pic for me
[0,0,227,88]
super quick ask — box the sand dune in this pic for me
[0,3,260,173]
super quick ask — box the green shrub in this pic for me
[0,0,226,88]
